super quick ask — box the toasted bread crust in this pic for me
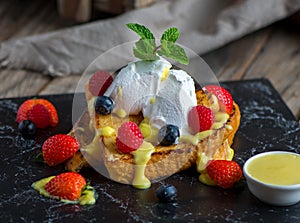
[66,89,241,185]
[99,102,240,184]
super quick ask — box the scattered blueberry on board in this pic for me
[18,120,36,137]
[156,184,177,202]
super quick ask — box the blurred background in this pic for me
[0,0,299,119]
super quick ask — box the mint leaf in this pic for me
[133,39,159,61]
[161,27,179,43]
[126,23,189,65]
[126,23,155,40]
[158,42,189,65]
[159,27,188,65]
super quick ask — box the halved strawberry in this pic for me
[188,105,214,134]
[16,99,36,123]
[42,134,80,166]
[88,70,113,96]
[45,172,86,201]
[206,160,242,189]
[204,85,233,114]
[28,104,50,128]
[116,121,143,153]
[16,98,59,128]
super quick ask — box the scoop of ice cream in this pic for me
[143,69,197,135]
[104,57,197,135]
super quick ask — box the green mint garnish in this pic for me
[133,39,159,61]
[160,27,179,43]
[158,42,189,65]
[126,23,155,40]
[126,23,189,65]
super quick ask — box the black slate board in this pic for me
[0,78,299,223]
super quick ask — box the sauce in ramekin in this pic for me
[246,153,300,186]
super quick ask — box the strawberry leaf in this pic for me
[35,153,45,163]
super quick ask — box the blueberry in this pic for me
[158,124,180,146]
[156,184,177,202]
[94,96,114,115]
[18,120,36,136]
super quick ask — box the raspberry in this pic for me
[28,104,50,128]
[116,121,143,153]
[88,70,113,96]
[36,99,59,127]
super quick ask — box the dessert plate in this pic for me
[0,78,299,222]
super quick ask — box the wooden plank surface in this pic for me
[0,69,50,98]
[0,0,299,120]
[201,19,300,120]
[244,22,300,118]
[40,75,82,95]
[202,28,272,81]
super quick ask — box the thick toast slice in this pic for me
[66,89,241,186]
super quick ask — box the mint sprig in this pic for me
[133,39,159,61]
[160,27,179,43]
[127,23,155,40]
[126,23,189,65]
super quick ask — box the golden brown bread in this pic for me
[66,88,241,186]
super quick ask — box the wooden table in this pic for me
[0,0,299,120]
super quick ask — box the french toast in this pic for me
[66,87,240,188]
[65,24,241,189]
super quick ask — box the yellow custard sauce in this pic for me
[32,177,97,205]
[247,153,300,186]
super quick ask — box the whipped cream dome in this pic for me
[104,58,197,135]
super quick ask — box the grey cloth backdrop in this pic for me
[0,0,299,76]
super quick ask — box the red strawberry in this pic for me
[45,172,86,201]
[116,121,143,153]
[42,134,80,166]
[16,98,59,127]
[28,104,50,128]
[204,85,233,114]
[206,160,242,189]
[188,105,214,134]
[36,99,59,127]
[16,99,36,123]
[88,70,113,96]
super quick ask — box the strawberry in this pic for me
[188,105,214,134]
[16,99,36,123]
[116,121,143,153]
[204,85,233,114]
[206,160,242,189]
[88,70,113,96]
[42,134,80,166]
[36,99,59,127]
[16,98,59,127]
[28,104,50,128]
[45,172,86,201]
